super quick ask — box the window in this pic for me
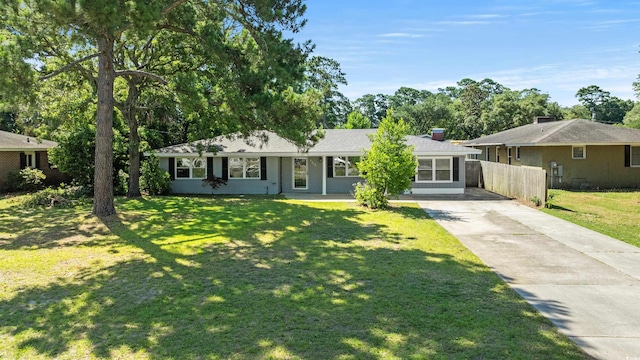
[516,147,521,161]
[495,146,500,163]
[176,157,206,179]
[333,156,360,177]
[572,146,586,159]
[485,147,490,161]
[507,147,512,165]
[632,146,640,167]
[416,157,452,182]
[229,157,260,179]
[25,153,34,168]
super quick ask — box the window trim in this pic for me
[228,157,261,179]
[507,147,512,165]
[415,157,453,183]
[175,157,206,179]
[631,146,640,167]
[24,151,35,168]
[485,147,490,161]
[332,156,361,177]
[572,145,586,160]
[515,147,521,161]
[495,146,500,163]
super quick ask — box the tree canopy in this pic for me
[1,0,324,215]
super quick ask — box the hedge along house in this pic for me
[464,117,640,189]
[152,129,481,195]
[0,130,68,191]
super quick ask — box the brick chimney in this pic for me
[533,116,556,124]
[430,128,445,141]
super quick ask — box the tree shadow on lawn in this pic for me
[0,204,113,250]
[0,197,589,359]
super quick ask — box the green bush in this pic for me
[354,182,388,209]
[4,171,24,192]
[4,168,46,192]
[140,153,171,195]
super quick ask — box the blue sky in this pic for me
[296,0,640,106]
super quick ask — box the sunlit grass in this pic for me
[543,190,640,248]
[0,195,588,359]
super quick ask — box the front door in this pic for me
[293,158,308,189]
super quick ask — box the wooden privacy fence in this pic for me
[468,160,547,207]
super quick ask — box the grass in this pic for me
[543,189,640,248]
[0,195,589,359]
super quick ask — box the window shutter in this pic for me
[168,157,175,180]
[327,156,333,178]
[453,157,460,182]
[624,145,631,167]
[207,157,214,178]
[19,153,26,169]
[260,157,267,180]
[35,152,41,169]
[221,157,229,180]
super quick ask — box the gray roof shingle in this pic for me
[153,129,480,156]
[0,130,58,151]
[464,119,640,146]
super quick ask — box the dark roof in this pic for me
[464,119,640,146]
[153,129,480,156]
[0,130,58,151]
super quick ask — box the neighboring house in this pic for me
[464,117,640,189]
[152,129,481,195]
[0,130,68,191]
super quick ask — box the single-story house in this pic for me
[152,129,481,195]
[0,130,68,191]
[463,117,640,189]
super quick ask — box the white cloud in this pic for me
[378,32,423,38]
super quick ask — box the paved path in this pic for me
[419,199,640,360]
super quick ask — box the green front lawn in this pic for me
[0,196,587,359]
[544,190,640,248]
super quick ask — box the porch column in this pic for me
[322,156,327,195]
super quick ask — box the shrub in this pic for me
[4,168,46,192]
[353,182,387,209]
[202,175,228,194]
[4,171,24,192]
[140,153,171,195]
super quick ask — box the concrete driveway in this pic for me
[419,197,640,360]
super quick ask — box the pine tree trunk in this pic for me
[92,35,116,216]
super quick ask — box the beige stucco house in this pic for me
[0,130,68,191]
[464,117,640,189]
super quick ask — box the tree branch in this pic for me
[115,70,168,85]
[38,53,99,81]
[163,0,189,16]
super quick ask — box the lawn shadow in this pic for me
[0,196,590,359]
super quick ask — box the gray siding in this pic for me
[411,155,466,190]
[163,156,280,195]
[160,154,467,195]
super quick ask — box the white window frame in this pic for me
[631,146,640,167]
[515,147,521,161]
[495,146,500,163]
[333,156,361,177]
[229,157,260,179]
[415,157,453,183]
[572,145,586,160]
[24,151,35,168]
[175,157,206,179]
[485,147,490,161]
[507,147,512,165]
